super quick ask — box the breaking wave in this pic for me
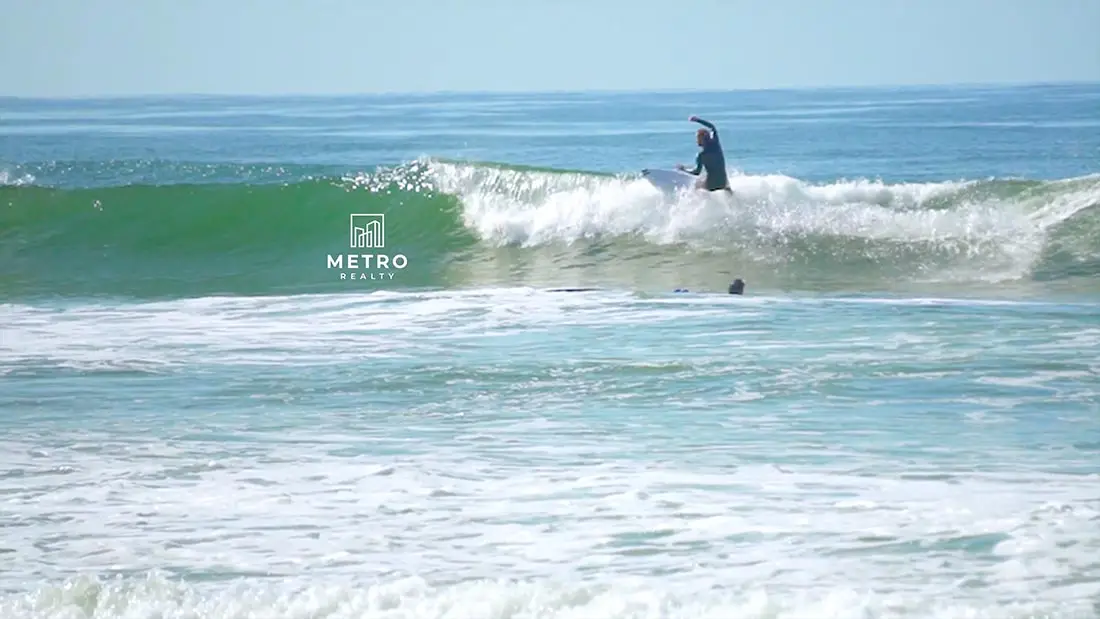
[2,159,1097,298]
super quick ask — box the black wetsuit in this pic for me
[686,118,729,191]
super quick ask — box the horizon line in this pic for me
[1,78,1096,102]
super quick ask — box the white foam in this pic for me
[2,289,1098,615]
[0,167,35,186]
[0,445,1097,618]
[424,160,998,245]
[0,289,1095,372]
[2,571,1098,619]
[417,160,1100,283]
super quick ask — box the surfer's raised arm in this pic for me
[690,116,718,139]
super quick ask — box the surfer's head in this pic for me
[696,128,709,147]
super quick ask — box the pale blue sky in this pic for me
[3,0,1098,97]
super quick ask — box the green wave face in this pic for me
[2,159,1098,299]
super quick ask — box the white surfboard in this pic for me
[641,168,699,193]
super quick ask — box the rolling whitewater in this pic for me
[2,83,1100,618]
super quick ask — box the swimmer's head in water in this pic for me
[696,128,709,146]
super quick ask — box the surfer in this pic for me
[677,116,731,193]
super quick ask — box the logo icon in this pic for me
[350,214,385,249]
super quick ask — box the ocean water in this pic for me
[1,83,1099,618]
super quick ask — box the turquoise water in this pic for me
[1,83,1099,618]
